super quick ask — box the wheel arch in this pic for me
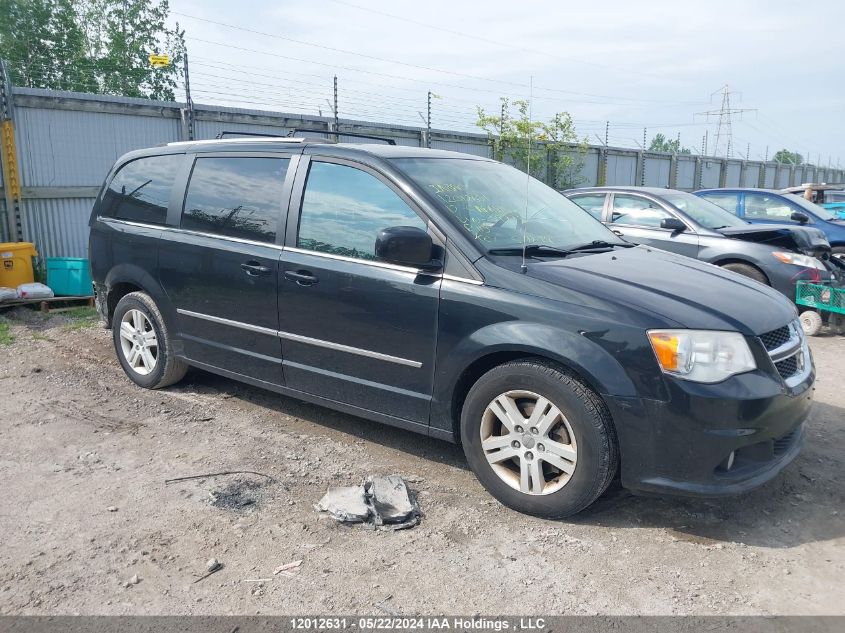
[103,264,172,327]
[437,323,640,444]
[708,257,770,284]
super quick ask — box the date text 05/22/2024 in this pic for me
[290,617,548,631]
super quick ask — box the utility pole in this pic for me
[695,85,756,158]
[182,51,194,141]
[426,91,432,149]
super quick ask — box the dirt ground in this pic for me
[0,307,842,616]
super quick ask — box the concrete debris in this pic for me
[316,475,421,530]
[206,558,222,573]
[123,574,140,588]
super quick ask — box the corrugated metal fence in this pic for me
[2,87,843,258]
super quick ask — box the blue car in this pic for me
[695,188,845,258]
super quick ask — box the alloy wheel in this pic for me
[118,309,158,376]
[480,390,578,495]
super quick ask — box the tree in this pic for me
[476,97,588,189]
[0,0,184,100]
[0,0,95,92]
[648,133,691,154]
[773,149,803,165]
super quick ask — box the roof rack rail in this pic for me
[287,128,397,146]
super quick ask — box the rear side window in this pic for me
[297,161,427,261]
[102,154,181,224]
[181,157,290,243]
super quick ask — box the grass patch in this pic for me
[61,307,99,331]
[0,320,13,345]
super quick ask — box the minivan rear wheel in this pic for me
[112,291,187,389]
[719,262,768,285]
[460,360,617,518]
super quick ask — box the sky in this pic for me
[168,0,845,166]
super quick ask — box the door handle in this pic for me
[241,261,271,276]
[284,270,319,286]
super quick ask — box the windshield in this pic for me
[391,158,624,251]
[661,191,747,229]
[783,193,836,221]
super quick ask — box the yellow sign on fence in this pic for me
[1,120,21,199]
[148,54,170,68]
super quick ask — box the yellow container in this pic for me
[0,242,38,288]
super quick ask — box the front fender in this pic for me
[430,315,664,435]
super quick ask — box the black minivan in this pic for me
[89,137,814,517]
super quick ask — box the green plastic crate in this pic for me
[795,280,845,315]
[46,257,93,297]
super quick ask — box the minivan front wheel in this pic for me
[461,360,617,518]
[112,291,187,389]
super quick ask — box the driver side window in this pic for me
[610,195,672,228]
[744,194,796,222]
[297,161,427,261]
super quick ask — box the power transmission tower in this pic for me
[694,85,756,158]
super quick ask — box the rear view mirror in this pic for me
[375,226,440,270]
[791,212,809,224]
[660,218,687,232]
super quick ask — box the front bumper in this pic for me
[606,364,814,497]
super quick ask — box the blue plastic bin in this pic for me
[46,257,93,297]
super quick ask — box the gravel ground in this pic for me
[0,308,842,615]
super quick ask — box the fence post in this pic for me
[694,156,702,190]
[0,59,23,242]
[182,52,195,141]
[636,150,645,186]
[758,162,767,188]
[718,158,728,187]
[669,153,678,189]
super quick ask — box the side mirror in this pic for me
[375,226,440,270]
[791,212,809,224]
[660,218,687,232]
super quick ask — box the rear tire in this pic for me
[460,360,618,518]
[720,262,768,285]
[799,310,823,337]
[112,291,187,389]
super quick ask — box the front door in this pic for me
[278,157,441,425]
[158,153,295,385]
[608,193,700,258]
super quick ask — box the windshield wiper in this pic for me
[487,244,572,257]
[562,240,634,252]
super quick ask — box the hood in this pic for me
[717,223,829,256]
[526,246,796,335]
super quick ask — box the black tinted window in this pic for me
[181,157,289,243]
[103,154,181,224]
[297,161,426,261]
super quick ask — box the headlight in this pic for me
[772,251,825,270]
[647,330,756,383]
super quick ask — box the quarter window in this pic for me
[297,161,427,261]
[181,157,289,243]
[102,154,182,224]
[610,195,673,227]
[569,194,606,220]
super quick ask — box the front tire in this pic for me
[460,360,618,518]
[112,291,187,389]
[720,262,768,285]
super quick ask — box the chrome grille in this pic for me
[760,320,809,386]
[760,325,791,352]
